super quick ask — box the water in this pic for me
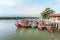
[0,20,60,40]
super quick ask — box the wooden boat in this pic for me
[46,25,51,31]
[23,24,31,29]
[31,22,37,29]
[31,26,37,29]
[15,23,30,29]
[15,23,23,28]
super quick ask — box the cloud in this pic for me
[54,0,60,2]
[0,0,17,16]
[0,0,16,6]
[1,0,60,17]
[16,6,44,17]
[57,0,60,1]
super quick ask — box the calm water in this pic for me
[0,20,60,40]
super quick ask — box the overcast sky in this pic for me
[0,0,60,17]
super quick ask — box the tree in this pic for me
[41,8,55,19]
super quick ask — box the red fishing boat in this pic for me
[15,23,30,29]
[15,23,23,28]
[15,19,30,29]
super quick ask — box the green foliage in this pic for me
[41,8,55,19]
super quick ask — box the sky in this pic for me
[0,0,60,17]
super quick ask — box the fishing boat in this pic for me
[15,19,31,28]
[15,23,31,28]
[31,22,37,29]
[15,23,23,28]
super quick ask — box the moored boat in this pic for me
[15,23,23,28]
[15,19,31,28]
[15,23,31,28]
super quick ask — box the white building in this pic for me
[48,14,60,29]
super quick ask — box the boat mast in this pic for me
[16,17,18,24]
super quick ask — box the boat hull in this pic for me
[15,24,23,28]
[15,24,30,29]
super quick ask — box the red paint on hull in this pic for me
[15,24,30,29]
[15,24,23,28]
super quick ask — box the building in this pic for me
[48,14,60,22]
[48,14,60,29]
